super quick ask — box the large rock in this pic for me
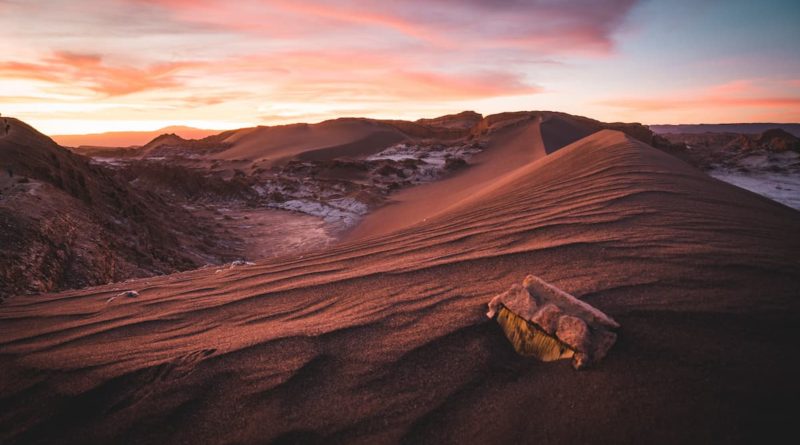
[487,275,619,369]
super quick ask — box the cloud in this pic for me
[268,0,450,46]
[379,70,541,100]
[0,51,193,96]
[601,96,800,111]
[138,0,638,55]
[598,79,800,113]
[184,50,540,102]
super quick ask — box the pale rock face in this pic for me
[487,274,619,369]
[522,275,620,329]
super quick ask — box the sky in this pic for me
[0,0,798,135]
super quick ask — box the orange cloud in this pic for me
[0,51,193,96]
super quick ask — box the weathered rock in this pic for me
[487,275,619,369]
[522,275,620,330]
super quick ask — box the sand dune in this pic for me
[349,113,545,238]
[2,122,800,443]
[214,118,406,167]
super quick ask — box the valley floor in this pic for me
[188,204,336,261]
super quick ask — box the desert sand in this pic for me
[1,115,800,444]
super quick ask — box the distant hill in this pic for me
[52,126,224,148]
[649,123,800,137]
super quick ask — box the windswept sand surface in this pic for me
[2,129,800,444]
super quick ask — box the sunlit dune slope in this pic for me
[348,113,546,238]
[1,128,799,444]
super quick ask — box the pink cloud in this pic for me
[209,51,539,101]
[599,79,800,114]
[269,0,450,46]
[386,70,540,100]
[137,0,637,55]
[707,79,759,96]
[601,96,800,111]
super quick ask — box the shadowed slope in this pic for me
[1,130,799,444]
[0,118,224,298]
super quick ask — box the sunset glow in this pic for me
[1,0,799,135]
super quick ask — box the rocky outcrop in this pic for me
[487,275,619,369]
[658,128,800,171]
[0,118,231,299]
[415,111,483,130]
[753,128,800,153]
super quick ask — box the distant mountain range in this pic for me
[53,122,800,149]
[52,126,224,148]
[650,123,800,137]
